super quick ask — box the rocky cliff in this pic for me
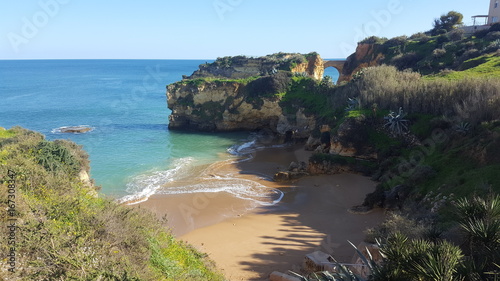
[167,53,324,134]
[187,53,324,80]
[339,43,385,82]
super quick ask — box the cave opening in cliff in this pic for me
[284,130,294,143]
[320,131,331,150]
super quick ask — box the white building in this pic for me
[489,0,500,24]
[466,0,499,34]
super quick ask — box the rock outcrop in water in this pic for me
[58,126,93,134]
[167,53,325,135]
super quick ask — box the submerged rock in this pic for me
[58,126,93,133]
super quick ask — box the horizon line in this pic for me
[0,57,347,61]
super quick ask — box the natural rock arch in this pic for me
[323,60,346,83]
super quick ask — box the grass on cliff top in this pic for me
[174,75,260,87]
[0,128,17,139]
[0,127,224,281]
[428,53,500,80]
[280,76,337,122]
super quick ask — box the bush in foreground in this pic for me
[0,127,224,281]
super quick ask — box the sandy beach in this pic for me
[139,144,384,280]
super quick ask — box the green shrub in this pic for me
[244,71,292,98]
[474,29,490,39]
[432,48,446,58]
[360,36,388,45]
[449,29,465,41]
[460,48,481,61]
[490,23,500,32]
[486,31,500,41]
[410,32,430,41]
[0,128,17,139]
[391,52,422,70]
[384,36,409,47]
[0,128,224,281]
[279,76,336,122]
[366,213,432,243]
[34,140,82,174]
[437,34,451,44]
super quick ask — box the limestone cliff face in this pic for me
[167,53,323,134]
[167,80,317,133]
[339,43,385,82]
[329,116,378,160]
[290,54,324,80]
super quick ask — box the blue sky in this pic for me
[0,0,491,59]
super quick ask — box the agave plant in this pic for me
[455,194,500,278]
[35,140,79,172]
[345,98,360,112]
[454,122,470,135]
[376,233,464,281]
[384,107,409,136]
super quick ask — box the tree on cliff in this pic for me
[431,11,464,35]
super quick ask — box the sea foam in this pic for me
[119,157,195,205]
[119,139,285,207]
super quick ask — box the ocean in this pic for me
[0,59,339,204]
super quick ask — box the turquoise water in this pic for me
[0,60,339,203]
[0,60,248,199]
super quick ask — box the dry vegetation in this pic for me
[331,65,500,125]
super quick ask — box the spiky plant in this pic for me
[454,122,471,135]
[384,107,409,136]
[455,194,500,278]
[407,240,464,281]
[375,233,465,281]
[345,98,360,112]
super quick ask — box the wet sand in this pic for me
[139,145,384,280]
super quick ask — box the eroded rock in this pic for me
[58,126,93,133]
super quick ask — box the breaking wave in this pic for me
[119,138,285,206]
[118,157,195,204]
